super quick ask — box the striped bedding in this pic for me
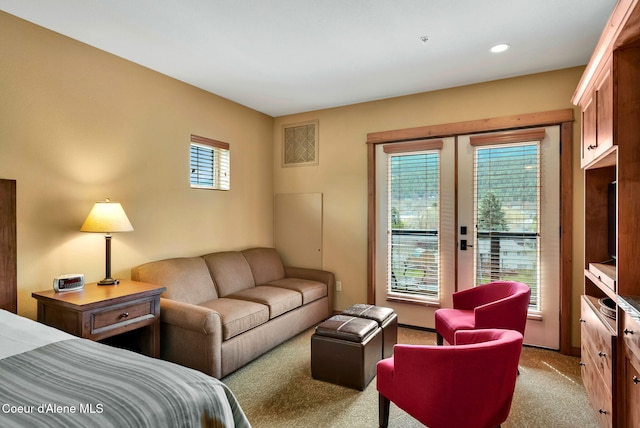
[0,336,251,427]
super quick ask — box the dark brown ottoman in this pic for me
[311,315,382,390]
[342,304,398,358]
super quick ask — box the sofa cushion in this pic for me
[203,251,256,296]
[131,257,218,305]
[199,298,269,340]
[242,247,286,285]
[227,285,302,319]
[265,278,327,305]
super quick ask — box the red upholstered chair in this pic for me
[376,329,523,428]
[434,281,530,346]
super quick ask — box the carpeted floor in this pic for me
[223,327,599,427]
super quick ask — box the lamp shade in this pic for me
[80,199,134,233]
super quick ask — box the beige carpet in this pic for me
[223,327,598,427]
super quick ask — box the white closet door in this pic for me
[274,193,323,269]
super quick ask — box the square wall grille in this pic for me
[283,120,318,167]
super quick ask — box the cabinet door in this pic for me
[581,347,614,427]
[580,59,614,168]
[581,94,597,167]
[624,353,640,427]
[595,66,613,155]
[580,297,615,427]
[581,297,614,387]
[622,311,640,427]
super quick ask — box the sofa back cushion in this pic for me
[242,247,286,285]
[203,251,256,296]
[131,257,218,305]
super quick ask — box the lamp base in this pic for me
[97,278,119,286]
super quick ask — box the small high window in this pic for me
[190,134,230,190]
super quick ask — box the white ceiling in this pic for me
[0,0,616,117]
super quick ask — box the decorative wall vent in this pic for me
[282,120,319,167]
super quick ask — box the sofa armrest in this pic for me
[284,266,334,286]
[160,298,222,336]
[159,297,224,378]
[284,266,335,315]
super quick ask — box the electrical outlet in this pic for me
[336,281,342,291]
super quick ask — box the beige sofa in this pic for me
[131,247,334,378]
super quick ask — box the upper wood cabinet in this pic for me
[580,56,614,168]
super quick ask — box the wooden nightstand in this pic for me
[32,280,166,358]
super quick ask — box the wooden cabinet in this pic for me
[580,57,613,168]
[574,0,640,426]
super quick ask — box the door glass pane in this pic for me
[474,143,540,310]
[388,151,440,300]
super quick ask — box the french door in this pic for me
[375,126,561,349]
[374,137,457,328]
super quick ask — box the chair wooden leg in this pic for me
[379,393,390,428]
[436,332,443,346]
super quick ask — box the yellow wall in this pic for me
[274,68,585,349]
[1,11,586,348]
[0,12,275,318]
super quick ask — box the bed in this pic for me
[0,309,251,428]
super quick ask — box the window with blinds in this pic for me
[190,134,230,190]
[472,139,541,310]
[385,140,442,301]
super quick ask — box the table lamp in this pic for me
[80,198,134,285]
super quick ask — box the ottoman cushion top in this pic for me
[342,304,395,324]
[315,315,378,342]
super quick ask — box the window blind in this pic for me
[386,144,441,300]
[472,140,541,309]
[190,134,230,190]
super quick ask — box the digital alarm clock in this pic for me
[53,274,85,292]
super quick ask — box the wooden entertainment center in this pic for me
[572,0,640,426]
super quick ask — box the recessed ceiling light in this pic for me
[490,43,510,53]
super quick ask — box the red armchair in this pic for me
[434,281,530,346]
[376,329,523,428]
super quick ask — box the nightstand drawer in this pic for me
[92,300,155,333]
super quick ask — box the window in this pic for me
[385,140,442,302]
[190,134,230,190]
[471,129,545,311]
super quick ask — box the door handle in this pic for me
[460,240,473,250]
